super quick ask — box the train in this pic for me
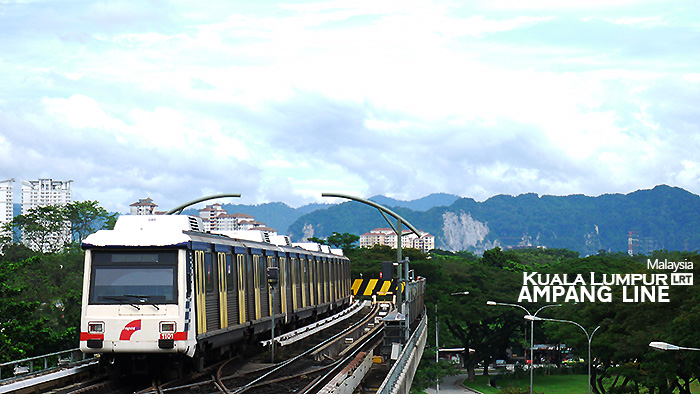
[79,214,352,373]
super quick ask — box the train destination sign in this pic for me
[517,259,694,303]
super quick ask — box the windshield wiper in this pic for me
[124,294,161,310]
[101,295,141,310]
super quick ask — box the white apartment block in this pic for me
[360,227,435,253]
[196,204,268,233]
[211,213,240,232]
[0,178,14,240]
[21,178,73,251]
[21,179,72,213]
[130,198,158,215]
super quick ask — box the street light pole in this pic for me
[435,303,439,394]
[525,315,600,394]
[486,301,560,394]
[649,341,700,352]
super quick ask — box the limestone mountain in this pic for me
[286,185,700,255]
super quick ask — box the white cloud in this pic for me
[0,0,698,212]
[42,95,126,131]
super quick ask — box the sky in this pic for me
[1,0,699,213]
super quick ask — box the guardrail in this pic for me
[0,348,91,381]
[377,312,428,394]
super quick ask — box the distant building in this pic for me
[21,179,72,213]
[21,178,73,251]
[197,205,268,233]
[130,198,158,215]
[360,227,435,253]
[0,178,14,240]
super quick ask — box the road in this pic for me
[424,374,483,394]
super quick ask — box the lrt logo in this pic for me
[671,273,693,286]
[119,319,142,340]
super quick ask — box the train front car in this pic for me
[79,215,197,372]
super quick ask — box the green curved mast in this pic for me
[166,193,241,215]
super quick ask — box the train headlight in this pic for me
[88,322,104,334]
[160,322,176,333]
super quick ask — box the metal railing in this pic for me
[377,312,428,394]
[0,348,91,381]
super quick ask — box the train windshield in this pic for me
[89,251,178,305]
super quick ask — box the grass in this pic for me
[460,373,590,394]
[459,373,700,394]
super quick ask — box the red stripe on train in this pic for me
[161,332,188,340]
[80,332,104,341]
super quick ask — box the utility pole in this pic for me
[435,302,439,394]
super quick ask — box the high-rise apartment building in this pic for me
[197,204,270,233]
[21,178,73,251]
[0,178,14,240]
[21,179,72,213]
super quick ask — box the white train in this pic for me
[79,214,352,372]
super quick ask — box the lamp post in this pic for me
[434,291,469,393]
[525,315,600,394]
[435,303,439,394]
[649,341,700,352]
[486,301,560,394]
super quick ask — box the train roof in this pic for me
[82,215,346,259]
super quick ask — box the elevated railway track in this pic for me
[2,280,426,394]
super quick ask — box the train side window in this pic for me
[226,254,234,291]
[205,253,214,294]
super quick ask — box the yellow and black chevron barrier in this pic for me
[351,278,405,297]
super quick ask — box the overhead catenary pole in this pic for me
[166,193,241,215]
[321,193,421,290]
[321,193,421,338]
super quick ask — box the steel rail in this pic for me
[300,322,384,394]
[228,303,380,394]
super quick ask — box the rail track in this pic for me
[2,301,385,394]
[137,300,383,394]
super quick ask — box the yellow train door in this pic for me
[300,257,307,308]
[217,253,228,329]
[291,257,298,311]
[237,254,246,324]
[253,255,261,320]
[195,250,207,334]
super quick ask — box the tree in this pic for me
[306,236,327,245]
[536,251,700,394]
[307,232,360,254]
[1,201,116,253]
[5,205,70,253]
[65,200,117,245]
[422,251,524,382]
[326,232,359,253]
[0,252,83,368]
[410,350,460,393]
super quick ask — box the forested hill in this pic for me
[286,185,700,255]
[180,193,458,234]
